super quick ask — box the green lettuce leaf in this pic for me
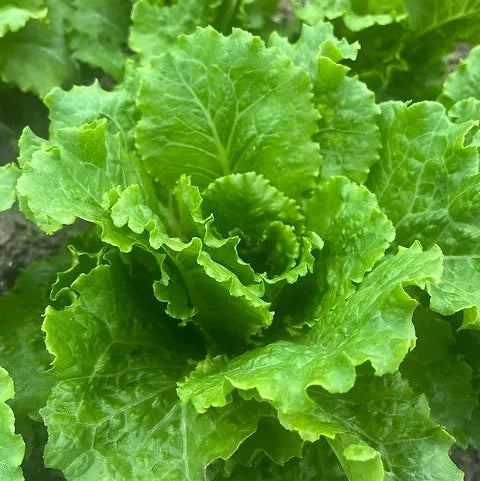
[136,27,321,200]
[269,24,380,182]
[0,0,78,96]
[213,438,347,480]
[222,415,303,474]
[130,0,215,60]
[0,163,19,211]
[273,176,394,331]
[178,242,442,440]
[41,260,262,480]
[0,367,25,481]
[401,307,478,447]
[367,101,480,327]
[441,45,480,145]
[310,370,462,481]
[442,45,480,105]
[0,254,70,420]
[385,0,480,100]
[292,0,407,31]
[0,0,46,37]
[67,0,132,80]
[202,172,312,281]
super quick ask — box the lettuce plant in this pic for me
[0,1,480,480]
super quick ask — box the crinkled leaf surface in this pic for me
[202,172,311,281]
[179,243,442,440]
[0,367,25,481]
[441,45,480,145]
[42,261,262,480]
[136,27,321,200]
[0,0,46,37]
[0,162,19,211]
[304,176,394,312]
[367,101,480,327]
[310,371,462,481]
[269,25,380,182]
[292,0,407,31]
[274,176,394,330]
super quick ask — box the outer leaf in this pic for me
[367,101,480,327]
[213,438,347,480]
[441,45,480,145]
[384,0,480,100]
[0,0,77,96]
[269,25,380,182]
[0,254,69,420]
[0,162,19,211]
[136,27,321,200]
[404,0,480,40]
[68,0,132,79]
[310,371,463,481]
[442,45,480,105]
[0,367,25,481]
[42,261,261,480]
[0,254,73,480]
[292,0,407,31]
[129,0,214,60]
[224,416,303,472]
[178,243,442,440]
[0,0,46,37]
[401,307,477,446]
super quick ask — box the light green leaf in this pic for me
[274,176,394,331]
[0,0,46,37]
[269,25,380,182]
[313,62,380,182]
[441,45,480,144]
[67,0,132,79]
[0,0,77,96]
[310,371,463,481]
[305,176,395,311]
[178,243,442,440]
[442,45,480,105]
[42,261,261,480]
[16,120,125,234]
[0,367,25,481]
[136,27,321,200]
[292,0,407,31]
[0,162,19,211]
[202,173,310,280]
[268,23,359,79]
[367,101,480,327]
[44,60,139,138]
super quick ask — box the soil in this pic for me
[0,207,68,297]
